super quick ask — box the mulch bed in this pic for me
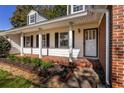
[0,58,39,74]
[0,58,102,87]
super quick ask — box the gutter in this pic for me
[89,8,110,87]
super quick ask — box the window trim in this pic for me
[71,5,85,14]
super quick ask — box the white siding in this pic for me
[8,34,20,54]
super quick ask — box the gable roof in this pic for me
[0,9,102,35]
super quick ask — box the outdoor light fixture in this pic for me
[78,28,81,33]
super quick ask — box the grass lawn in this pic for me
[0,69,36,88]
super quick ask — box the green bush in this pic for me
[7,54,17,61]
[31,58,42,67]
[0,36,11,57]
[41,61,53,69]
[7,55,54,69]
[21,57,32,63]
[15,57,23,62]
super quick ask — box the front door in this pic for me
[84,28,98,57]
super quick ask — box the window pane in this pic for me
[60,32,69,48]
[73,5,83,12]
[30,14,35,23]
[89,31,92,39]
[25,37,31,47]
[42,34,46,48]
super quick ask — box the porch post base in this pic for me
[20,54,23,56]
[69,58,73,62]
[39,55,42,59]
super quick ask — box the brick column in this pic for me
[112,5,124,88]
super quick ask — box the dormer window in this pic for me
[71,5,85,14]
[30,14,35,23]
[73,5,83,12]
[27,10,47,25]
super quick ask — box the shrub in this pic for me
[15,57,23,62]
[31,58,42,67]
[21,57,32,63]
[41,61,53,69]
[7,54,17,61]
[0,36,11,57]
[7,55,54,68]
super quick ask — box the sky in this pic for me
[0,5,16,30]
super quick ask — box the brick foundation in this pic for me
[111,5,124,88]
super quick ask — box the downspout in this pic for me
[88,8,110,87]
[105,10,110,87]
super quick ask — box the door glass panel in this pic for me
[89,30,92,39]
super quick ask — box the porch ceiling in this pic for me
[2,11,102,35]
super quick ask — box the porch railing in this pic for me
[23,48,80,58]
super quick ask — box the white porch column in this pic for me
[69,22,73,62]
[39,32,42,58]
[20,32,24,56]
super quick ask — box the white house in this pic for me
[1,5,110,70]
[1,5,107,60]
[2,5,124,88]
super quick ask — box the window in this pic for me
[59,32,69,48]
[72,5,85,13]
[42,34,47,48]
[30,14,35,24]
[25,36,31,47]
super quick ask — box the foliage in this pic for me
[36,5,67,19]
[10,5,67,28]
[31,58,42,67]
[41,61,53,69]
[0,36,11,57]
[7,55,53,69]
[10,5,35,28]
[7,54,17,61]
[0,69,34,88]
[21,57,32,63]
